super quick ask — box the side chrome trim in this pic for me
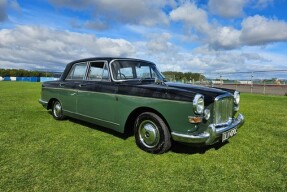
[171,113,245,145]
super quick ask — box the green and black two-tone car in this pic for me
[39,57,244,154]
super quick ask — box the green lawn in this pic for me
[0,82,286,191]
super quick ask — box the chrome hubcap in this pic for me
[139,120,160,148]
[54,102,62,117]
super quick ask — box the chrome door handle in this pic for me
[79,84,86,87]
[59,83,66,87]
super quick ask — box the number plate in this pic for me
[222,128,237,142]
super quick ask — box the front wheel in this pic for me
[52,100,66,120]
[134,112,171,154]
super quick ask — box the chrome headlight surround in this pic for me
[193,94,204,115]
[234,91,240,105]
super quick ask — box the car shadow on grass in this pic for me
[171,141,229,154]
[67,118,131,140]
[47,111,131,140]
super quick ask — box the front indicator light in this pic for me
[204,109,210,120]
[234,105,240,111]
[188,116,202,124]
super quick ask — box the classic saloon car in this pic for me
[39,57,244,153]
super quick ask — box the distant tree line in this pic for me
[162,71,206,82]
[0,68,205,80]
[0,69,53,77]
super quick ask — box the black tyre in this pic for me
[52,100,66,120]
[134,112,171,154]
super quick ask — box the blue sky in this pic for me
[0,0,287,76]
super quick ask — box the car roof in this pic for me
[60,57,155,81]
[69,57,154,64]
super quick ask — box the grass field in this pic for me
[0,82,286,191]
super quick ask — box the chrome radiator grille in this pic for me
[214,96,233,125]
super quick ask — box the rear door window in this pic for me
[87,61,110,81]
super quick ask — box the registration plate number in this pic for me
[222,128,237,142]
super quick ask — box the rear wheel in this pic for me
[52,100,65,120]
[134,112,171,154]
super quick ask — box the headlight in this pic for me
[193,94,204,114]
[234,91,240,105]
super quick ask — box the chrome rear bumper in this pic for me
[171,113,245,145]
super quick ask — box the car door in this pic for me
[77,60,119,129]
[58,62,88,114]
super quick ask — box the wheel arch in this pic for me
[47,98,58,110]
[124,107,170,135]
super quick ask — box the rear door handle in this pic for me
[79,84,87,87]
[59,83,66,87]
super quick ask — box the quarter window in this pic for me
[66,62,87,80]
[137,66,156,78]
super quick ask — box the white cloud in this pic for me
[146,33,173,52]
[208,0,274,18]
[209,27,241,49]
[0,25,135,70]
[170,2,210,34]
[49,0,175,27]
[210,15,287,49]
[171,2,287,50]
[170,2,241,49]
[208,0,246,18]
[133,32,182,71]
[83,20,109,31]
[139,41,278,75]
[241,15,287,45]
[168,1,283,50]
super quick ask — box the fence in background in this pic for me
[166,70,287,96]
[0,77,59,82]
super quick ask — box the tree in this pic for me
[162,71,205,82]
[0,69,53,77]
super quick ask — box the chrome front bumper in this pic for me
[171,113,245,145]
[39,99,48,109]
